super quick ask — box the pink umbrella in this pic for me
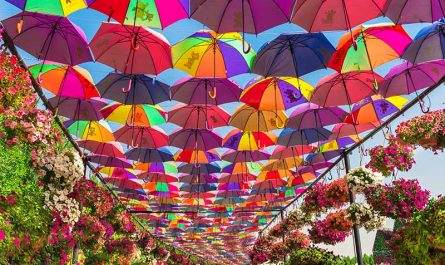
[286,103,348,129]
[169,129,222,151]
[168,105,230,129]
[90,22,172,75]
[329,122,380,139]
[114,126,168,148]
[78,140,125,158]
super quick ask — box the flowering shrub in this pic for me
[346,202,385,232]
[365,178,430,220]
[74,214,106,250]
[269,222,287,238]
[303,180,349,213]
[285,230,310,250]
[169,251,191,265]
[396,110,445,152]
[345,166,384,193]
[366,137,415,176]
[153,246,170,261]
[284,206,314,230]
[71,178,114,218]
[269,241,287,262]
[285,247,344,265]
[308,210,352,245]
[249,236,272,265]
[325,178,349,207]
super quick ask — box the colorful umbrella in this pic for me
[179,174,218,184]
[378,60,445,97]
[88,155,132,168]
[229,105,287,131]
[252,33,335,78]
[403,21,445,64]
[219,173,256,183]
[134,162,178,174]
[172,30,255,78]
[310,71,382,106]
[29,64,99,99]
[138,172,178,183]
[2,12,92,65]
[125,148,174,163]
[5,0,88,16]
[319,136,359,152]
[98,167,137,179]
[65,120,115,142]
[221,162,262,174]
[178,163,220,175]
[262,157,303,171]
[96,73,170,105]
[48,97,106,121]
[286,104,347,129]
[277,128,332,146]
[78,140,125,158]
[270,145,317,160]
[89,0,188,29]
[240,77,313,111]
[291,0,386,32]
[180,183,218,193]
[106,177,144,190]
[101,103,166,127]
[90,22,172,75]
[306,150,342,165]
[114,126,168,148]
[168,105,230,129]
[384,0,445,24]
[175,149,220,163]
[287,172,317,187]
[222,150,270,163]
[329,122,380,139]
[329,24,411,73]
[223,131,276,150]
[169,129,222,151]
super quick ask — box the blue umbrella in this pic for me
[125,148,174,163]
[277,128,332,146]
[403,21,445,64]
[252,33,335,77]
[178,163,221,174]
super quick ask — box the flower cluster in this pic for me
[346,202,385,232]
[325,178,349,206]
[269,222,287,238]
[169,251,191,265]
[71,178,114,218]
[365,178,430,219]
[154,246,170,261]
[249,236,272,265]
[396,110,445,152]
[105,236,137,256]
[366,137,415,176]
[283,206,314,230]
[137,233,156,251]
[269,242,287,263]
[303,180,349,213]
[284,229,310,250]
[308,210,352,245]
[345,166,384,193]
[74,214,106,249]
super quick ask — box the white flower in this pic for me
[345,166,383,193]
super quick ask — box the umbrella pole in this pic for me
[344,154,364,265]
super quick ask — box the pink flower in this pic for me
[0,228,5,241]
[13,237,20,247]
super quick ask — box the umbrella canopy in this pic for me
[48,97,106,121]
[29,63,99,99]
[222,150,270,163]
[219,173,256,183]
[229,105,287,131]
[90,22,172,75]
[138,172,178,183]
[403,21,445,64]
[291,0,386,32]
[65,120,115,142]
[125,148,174,163]
[89,0,188,29]
[5,0,88,16]
[101,103,166,127]
[180,183,218,193]
[98,167,138,179]
[330,122,380,139]
[179,174,218,184]
[114,126,168,148]
[168,105,230,129]
[384,0,445,24]
[172,30,255,78]
[134,162,177,174]
[329,24,411,73]
[252,33,335,78]
[286,104,347,129]
[88,155,133,168]
[178,163,220,175]
[96,73,170,105]
[106,177,144,190]
[169,129,222,150]
[310,71,382,106]
[277,128,332,146]
[270,145,317,160]
[262,157,304,171]
[78,140,125,158]
[319,136,359,152]
[175,149,220,163]
[2,12,92,65]
[223,131,276,150]
[170,77,242,105]
[378,60,445,97]
[240,77,313,111]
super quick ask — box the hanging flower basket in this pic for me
[345,166,384,193]
[346,202,385,232]
[308,210,352,245]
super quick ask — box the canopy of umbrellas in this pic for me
[2,0,445,264]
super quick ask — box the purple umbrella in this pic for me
[286,103,347,130]
[179,174,219,184]
[180,183,217,192]
[170,77,242,105]
[403,22,445,64]
[178,163,220,174]
[277,128,332,146]
[48,96,106,121]
[384,0,445,24]
[306,150,342,164]
[88,155,133,168]
[378,60,445,97]
[169,129,222,150]
[221,150,270,163]
[2,12,92,65]
[125,148,174,163]
[96,73,170,105]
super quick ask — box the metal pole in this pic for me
[344,154,363,265]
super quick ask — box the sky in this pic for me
[0,1,444,259]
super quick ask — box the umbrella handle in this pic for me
[16,19,23,34]
[122,78,132,93]
[37,72,42,83]
[131,36,140,50]
[194,163,201,168]
[275,117,284,129]
[242,40,251,54]
[208,86,217,99]
[107,9,115,23]
[352,37,358,51]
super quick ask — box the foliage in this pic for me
[345,166,384,193]
[285,247,345,265]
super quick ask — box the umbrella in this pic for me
[172,30,255,78]
[310,71,382,107]
[252,33,335,78]
[144,182,180,195]
[134,162,178,174]
[229,105,287,131]
[306,150,342,164]
[262,157,303,171]
[48,97,106,121]
[101,103,166,127]
[329,24,411,74]
[344,95,408,124]
[180,183,217,193]
[219,173,256,183]
[169,129,222,150]
[89,0,188,29]
[288,172,317,187]
[291,0,386,32]
[384,0,445,24]
[219,182,250,191]
[78,140,125,158]
[88,155,132,168]
[65,120,115,142]
[114,126,168,148]
[98,167,138,179]
[106,177,144,190]
[168,105,230,129]
[240,77,313,112]
[90,22,172,75]
[223,131,276,150]
[319,136,359,152]
[138,172,178,183]
[178,164,220,175]
[329,122,380,139]
[125,148,174,163]
[170,77,242,105]
[286,104,347,129]
[277,128,332,146]
[175,149,220,163]
[2,12,92,65]
[270,145,317,160]
[378,60,445,97]
[29,64,99,99]
[179,174,218,184]
[403,21,445,64]
[221,150,270,163]
[5,0,88,16]
[221,162,262,174]
[96,73,170,105]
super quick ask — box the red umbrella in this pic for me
[90,22,172,75]
[169,129,222,151]
[105,177,144,190]
[270,145,317,160]
[168,105,230,129]
[78,140,125,158]
[218,173,256,183]
[114,126,168,148]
